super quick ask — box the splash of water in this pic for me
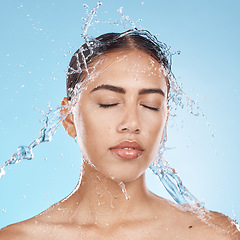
[149,158,204,207]
[118,182,130,200]
[1,2,204,209]
[0,106,66,178]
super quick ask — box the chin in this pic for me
[104,168,145,183]
[85,155,148,183]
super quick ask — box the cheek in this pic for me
[74,106,108,156]
[146,113,167,149]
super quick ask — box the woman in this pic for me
[1,30,239,239]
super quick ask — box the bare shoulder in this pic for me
[0,214,56,240]
[204,210,240,239]
[175,205,240,240]
[150,195,240,240]
[0,221,33,240]
[0,205,58,240]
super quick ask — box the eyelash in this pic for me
[99,104,159,112]
[99,103,119,108]
[142,105,159,112]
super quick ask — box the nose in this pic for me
[117,105,142,134]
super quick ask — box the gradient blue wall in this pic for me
[1,0,240,228]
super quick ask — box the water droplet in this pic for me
[117,7,123,13]
[0,167,6,179]
[118,182,130,200]
[2,208,6,213]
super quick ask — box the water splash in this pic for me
[1,2,204,208]
[118,182,130,200]
[82,1,102,41]
[0,106,67,178]
[149,159,204,207]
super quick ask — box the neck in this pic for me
[62,161,151,226]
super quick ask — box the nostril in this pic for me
[119,125,141,133]
[134,128,140,133]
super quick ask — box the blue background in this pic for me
[1,0,240,228]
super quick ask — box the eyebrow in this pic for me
[90,84,125,94]
[90,84,165,97]
[139,88,165,97]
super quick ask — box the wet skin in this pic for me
[0,49,239,239]
[71,49,169,183]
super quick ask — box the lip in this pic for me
[110,140,144,160]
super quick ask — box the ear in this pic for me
[60,97,77,138]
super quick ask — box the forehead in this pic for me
[85,49,168,92]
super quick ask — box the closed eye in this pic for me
[99,103,119,108]
[99,103,159,111]
[141,104,159,112]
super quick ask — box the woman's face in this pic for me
[72,49,168,182]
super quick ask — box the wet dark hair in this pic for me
[67,29,171,100]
